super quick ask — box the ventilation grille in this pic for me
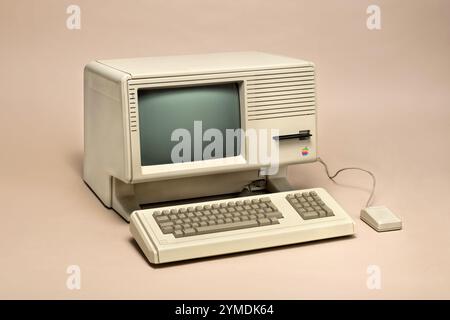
[246,68,315,121]
[128,89,137,132]
[127,66,315,127]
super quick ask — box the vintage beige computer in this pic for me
[84,52,355,264]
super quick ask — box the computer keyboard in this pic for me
[130,188,355,264]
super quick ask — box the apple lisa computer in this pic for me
[84,52,355,264]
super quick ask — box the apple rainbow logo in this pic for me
[301,147,309,156]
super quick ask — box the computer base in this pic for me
[110,167,293,222]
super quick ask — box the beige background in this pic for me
[1,0,449,299]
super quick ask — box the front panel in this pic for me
[127,64,317,182]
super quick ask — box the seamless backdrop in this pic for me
[0,0,449,299]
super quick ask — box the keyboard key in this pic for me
[269,217,279,224]
[195,220,259,235]
[303,211,319,219]
[258,218,271,226]
[174,230,184,238]
[159,221,174,227]
[184,228,196,236]
[322,205,334,216]
[155,216,169,223]
[161,226,174,234]
[266,211,283,219]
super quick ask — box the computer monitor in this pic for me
[138,83,241,166]
[84,52,317,221]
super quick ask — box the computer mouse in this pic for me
[360,206,402,232]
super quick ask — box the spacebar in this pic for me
[196,220,259,235]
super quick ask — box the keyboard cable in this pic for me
[317,157,376,208]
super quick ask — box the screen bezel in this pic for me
[129,79,248,182]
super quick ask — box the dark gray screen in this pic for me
[138,83,241,166]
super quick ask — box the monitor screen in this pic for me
[138,83,241,166]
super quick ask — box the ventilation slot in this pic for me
[246,70,315,121]
[129,90,137,132]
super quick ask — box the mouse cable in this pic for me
[317,157,376,208]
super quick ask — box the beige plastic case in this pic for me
[84,52,318,221]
